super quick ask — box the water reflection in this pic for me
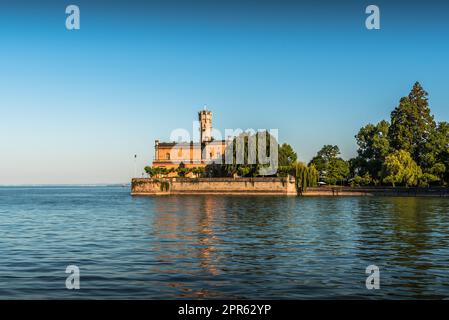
[149,196,299,298]
[147,196,449,299]
[1,187,449,299]
[353,197,449,298]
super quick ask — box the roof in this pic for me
[157,142,199,147]
[156,140,226,147]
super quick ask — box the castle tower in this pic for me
[198,108,212,143]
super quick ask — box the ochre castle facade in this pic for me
[152,110,226,169]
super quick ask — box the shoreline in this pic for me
[131,177,298,196]
[130,178,449,197]
[302,186,449,197]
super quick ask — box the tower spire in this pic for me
[198,108,212,143]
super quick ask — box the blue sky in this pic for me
[1,0,449,184]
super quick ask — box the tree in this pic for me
[278,143,297,167]
[437,122,449,184]
[352,81,449,186]
[354,120,390,180]
[204,163,227,178]
[309,145,349,185]
[388,82,436,167]
[224,131,279,177]
[191,167,205,177]
[307,164,319,187]
[326,158,350,185]
[356,120,390,160]
[309,145,339,174]
[176,167,191,177]
[421,121,449,185]
[382,150,422,187]
[144,166,161,178]
[295,162,318,192]
[315,145,340,162]
[277,166,295,177]
[351,173,372,187]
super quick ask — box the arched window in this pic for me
[165,153,170,160]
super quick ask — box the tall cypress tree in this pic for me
[388,82,436,168]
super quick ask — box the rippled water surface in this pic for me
[1,186,449,299]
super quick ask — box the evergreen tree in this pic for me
[278,143,297,167]
[388,82,436,167]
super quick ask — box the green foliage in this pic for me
[310,145,340,170]
[144,166,154,176]
[356,120,391,160]
[351,173,372,187]
[419,173,439,187]
[145,165,208,178]
[237,165,251,177]
[191,167,205,177]
[224,130,279,177]
[423,121,449,184]
[145,166,161,177]
[388,82,436,167]
[308,164,319,187]
[278,143,297,167]
[145,166,206,179]
[309,145,349,185]
[351,82,449,186]
[382,150,422,187]
[144,166,175,177]
[176,167,191,177]
[204,163,227,178]
[354,120,390,180]
[277,165,295,177]
[326,158,350,185]
[160,181,170,191]
[295,162,318,192]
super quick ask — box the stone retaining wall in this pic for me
[131,177,297,196]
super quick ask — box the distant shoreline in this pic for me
[0,184,130,188]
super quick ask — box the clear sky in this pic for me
[1,0,448,184]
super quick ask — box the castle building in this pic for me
[152,109,226,169]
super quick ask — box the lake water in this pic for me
[1,186,449,299]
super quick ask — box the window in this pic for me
[165,153,170,160]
